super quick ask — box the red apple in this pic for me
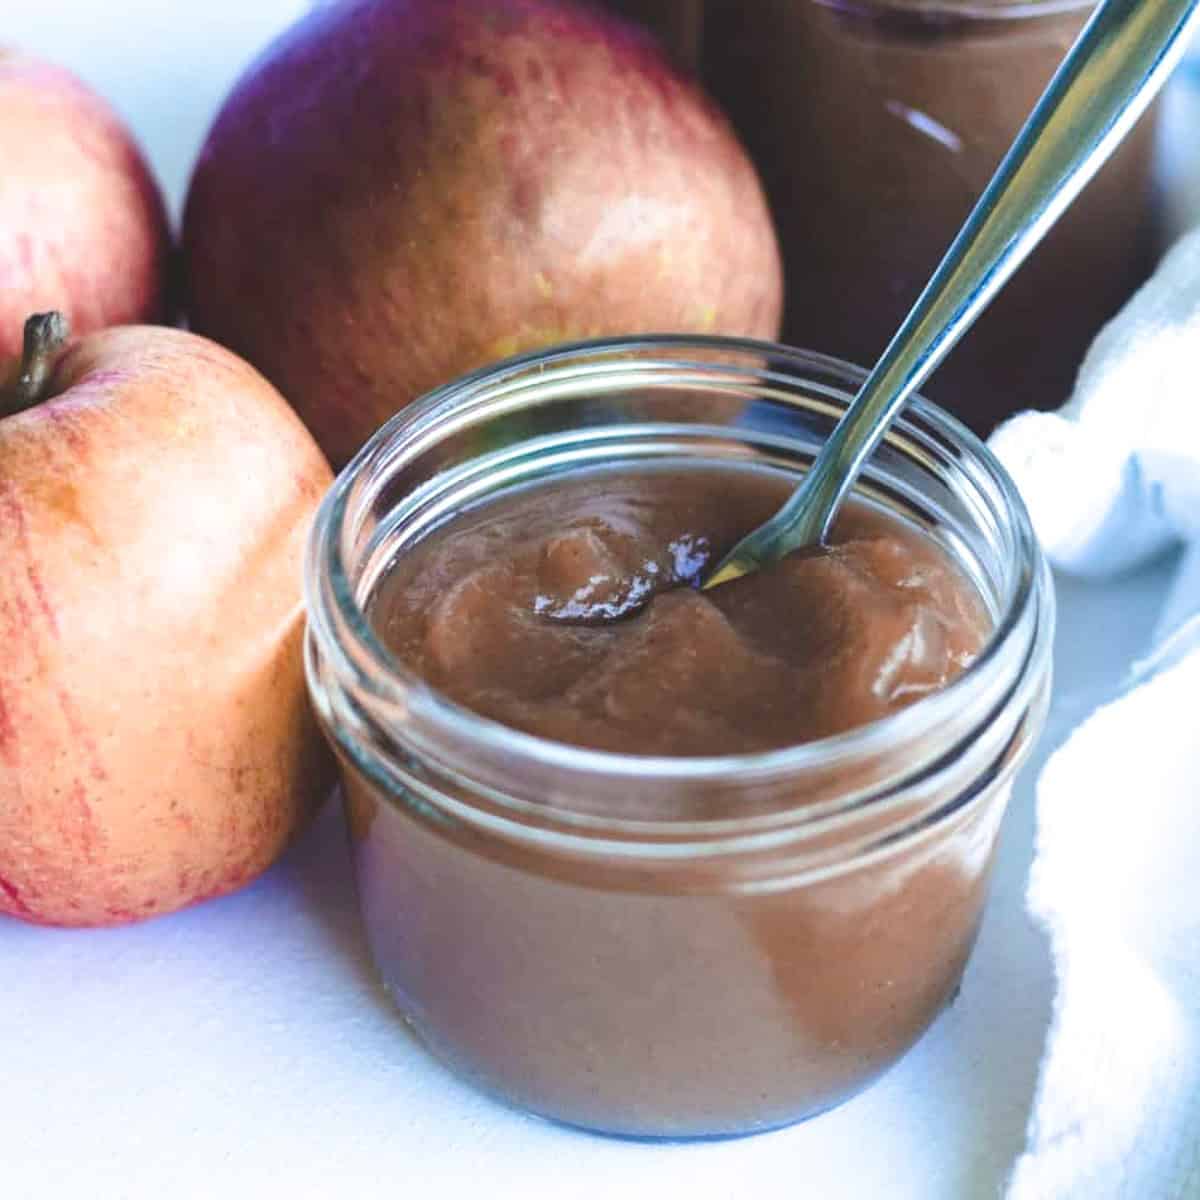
[0,314,333,927]
[0,50,170,362]
[182,0,783,467]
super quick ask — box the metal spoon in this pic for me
[703,0,1200,591]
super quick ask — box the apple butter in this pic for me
[702,0,1159,433]
[608,0,1158,433]
[370,465,989,756]
[341,466,1002,1134]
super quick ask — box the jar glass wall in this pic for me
[304,337,1054,1138]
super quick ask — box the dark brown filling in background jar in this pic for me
[602,0,1159,434]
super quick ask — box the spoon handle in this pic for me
[705,0,1200,588]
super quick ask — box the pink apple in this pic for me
[0,50,170,362]
[0,314,333,927]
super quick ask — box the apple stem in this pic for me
[3,312,71,417]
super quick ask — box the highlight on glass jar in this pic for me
[303,335,1055,1139]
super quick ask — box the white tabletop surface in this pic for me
[4,5,1199,1198]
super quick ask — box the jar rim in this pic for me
[305,334,1050,799]
[811,0,1095,21]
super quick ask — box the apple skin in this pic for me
[182,0,783,467]
[0,51,170,361]
[0,324,334,927]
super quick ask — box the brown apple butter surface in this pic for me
[370,464,989,756]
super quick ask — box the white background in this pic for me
[3,4,1198,1198]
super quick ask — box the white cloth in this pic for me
[990,227,1200,1199]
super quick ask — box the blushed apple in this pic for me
[0,50,170,361]
[0,314,333,927]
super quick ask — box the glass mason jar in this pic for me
[701,0,1160,434]
[304,336,1054,1139]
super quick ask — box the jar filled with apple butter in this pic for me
[712,0,1162,432]
[304,336,1054,1138]
[610,0,1160,434]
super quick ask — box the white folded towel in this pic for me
[990,226,1200,1199]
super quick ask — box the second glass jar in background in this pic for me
[608,0,1161,434]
